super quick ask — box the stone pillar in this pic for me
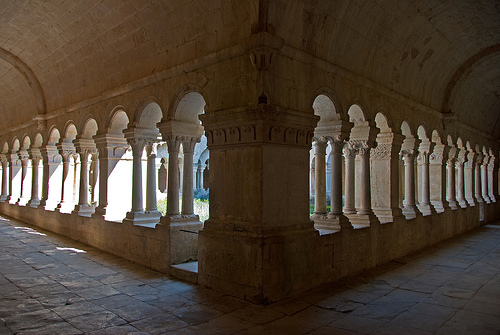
[39,145,61,210]
[401,150,417,219]
[89,152,99,205]
[27,149,42,208]
[329,139,344,216]
[198,104,321,304]
[166,136,181,216]
[56,150,73,212]
[181,138,199,216]
[429,143,449,213]
[92,134,129,218]
[481,155,491,204]
[464,150,476,206]
[417,151,435,216]
[357,145,373,215]
[0,155,8,202]
[312,138,328,215]
[446,147,458,210]
[8,151,21,204]
[145,143,161,215]
[475,156,484,204]
[487,155,496,203]
[370,133,404,222]
[198,163,206,190]
[18,151,30,206]
[456,150,467,208]
[343,145,356,214]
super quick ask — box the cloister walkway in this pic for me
[0,215,499,335]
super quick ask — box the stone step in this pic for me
[170,261,198,284]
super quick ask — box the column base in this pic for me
[431,201,446,213]
[447,200,459,210]
[416,203,437,216]
[73,204,96,217]
[311,213,352,231]
[346,213,380,228]
[0,195,8,202]
[162,214,203,265]
[123,210,161,227]
[458,199,468,208]
[402,206,418,219]
[28,199,40,208]
[198,222,321,304]
[372,207,403,223]
[465,197,476,207]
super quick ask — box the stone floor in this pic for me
[0,215,499,335]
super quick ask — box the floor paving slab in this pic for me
[0,215,499,334]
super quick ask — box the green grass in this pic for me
[157,198,209,222]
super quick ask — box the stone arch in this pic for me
[33,133,43,148]
[63,123,78,142]
[347,104,366,125]
[21,135,31,150]
[400,121,413,137]
[1,142,9,153]
[311,88,346,121]
[11,138,20,152]
[374,111,392,133]
[167,84,208,123]
[81,116,99,139]
[47,127,61,146]
[106,108,130,136]
[134,97,163,128]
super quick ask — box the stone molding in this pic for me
[200,105,318,148]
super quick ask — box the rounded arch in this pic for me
[456,137,464,149]
[310,87,346,121]
[107,108,130,136]
[47,127,61,146]
[417,125,429,140]
[401,121,413,137]
[312,94,340,123]
[63,123,78,142]
[11,138,20,152]
[2,141,9,153]
[347,104,366,125]
[81,118,98,139]
[33,133,43,148]
[21,135,31,149]
[374,111,392,133]
[199,148,209,165]
[431,129,444,144]
[447,134,456,147]
[168,84,208,123]
[134,96,163,128]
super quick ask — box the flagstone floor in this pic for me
[0,215,499,334]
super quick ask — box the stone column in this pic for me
[357,145,373,215]
[166,136,181,216]
[370,133,404,223]
[127,138,146,215]
[481,155,491,204]
[329,139,344,216]
[89,152,99,205]
[401,150,417,219]
[312,138,328,215]
[429,143,449,213]
[446,147,458,210]
[456,150,467,208]
[18,151,30,205]
[417,151,435,216]
[27,150,42,208]
[0,155,8,202]
[464,150,476,206]
[487,155,496,203]
[145,142,161,214]
[198,103,321,304]
[56,151,72,211]
[181,138,199,216]
[343,145,356,214]
[8,151,21,204]
[92,134,129,218]
[475,156,484,204]
[39,145,61,210]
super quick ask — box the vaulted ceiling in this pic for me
[0,0,499,139]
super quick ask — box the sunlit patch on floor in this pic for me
[56,247,86,253]
[13,226,47,236]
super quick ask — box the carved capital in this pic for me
[371,143,392,159]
